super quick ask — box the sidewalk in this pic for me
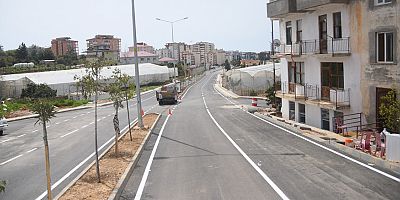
[214,75,400,175]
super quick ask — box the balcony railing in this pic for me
[276,37,350,56]
[277,82,351,109]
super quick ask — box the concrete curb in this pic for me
[108,113,162,200]
[253,112,400,176]
[6,88,161,123]
[54,113,160,200]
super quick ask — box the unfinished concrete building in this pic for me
[267,0,399,131]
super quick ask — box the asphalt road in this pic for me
[122,71,400,200]
[0,91,165,200]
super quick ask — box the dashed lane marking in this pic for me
[60,129,79,138]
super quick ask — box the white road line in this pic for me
[134,114,171,200]
[102,117,106,119]
[32,130,38,133]
[108,114,112,117]
[0,154,23,166]
[34,115,143,200]
[87,111,91,114]
[80,114,85,116]
[64,119,69,122]
[17,134,26,138]
[97,119,101,122]
[46,125,50,128]
[26,147,38,153]
[81,125,88,129]
[60,129,79,138]
[72,116,77,119]
[0,138,14,144]
[89,122,94,125]
[213,84,400,183]
[201,93,289,200]
[55,122,60,125]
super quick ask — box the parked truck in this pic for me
[156,83,179,105]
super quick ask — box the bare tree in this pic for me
[74,59,110,183]
[30,100,56,200]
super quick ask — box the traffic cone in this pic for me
[141,108,144,117]
[168,108,172,116]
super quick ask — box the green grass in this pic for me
[1,98,89,118]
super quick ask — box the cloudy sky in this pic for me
[0,0,278,52]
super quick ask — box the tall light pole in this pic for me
[131,0,143,128]
[156,17,189,79]
[271,19,277,108]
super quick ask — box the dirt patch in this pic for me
[59,113,159,200]
[5,109,33,118]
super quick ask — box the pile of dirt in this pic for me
[6,109,33,118]
[59,113,159,200]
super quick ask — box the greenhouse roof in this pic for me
[1,63,169,85]
[234,63,281,77]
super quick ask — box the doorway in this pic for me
[319,15,328,54]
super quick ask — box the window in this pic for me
[296,20,302,42]
[375,0,392,5]
[321,108,330,131]
[286,21,292,45]
[289,101,295,121]
[321,62,344,89]
[333,12,342,39]
[289,62,305,85]
[377,32,394,63]
[299,104,305,124]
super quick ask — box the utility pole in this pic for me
[131,0,144,128]
[271,19,277,108]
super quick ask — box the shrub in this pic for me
[21,83,57,99]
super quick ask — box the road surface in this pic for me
[121,71,400,200]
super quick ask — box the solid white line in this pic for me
[201,95,289,200]
[17,134,26,138]
[0,154,23,166]
[213,84,400,183]
[134,114,171,200]
[60,129,79,138]
[26,147,38,153]
[35,107,152,200]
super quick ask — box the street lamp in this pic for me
[156,17,189,79]
[131,0,144,128]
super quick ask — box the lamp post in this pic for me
[131,0,143,128]
[156,17,189,79]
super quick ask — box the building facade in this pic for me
[120,51,158,65]
[129,42,155,54]
[51,37,78,57]
[86,35,121,62]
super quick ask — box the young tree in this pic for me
[119,73,135,141]
[30,99,56,200]
[107,69,125,155]
[379,89,400,133]
[74,59,110,182]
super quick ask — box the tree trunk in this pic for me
[114,106,119,155]
[42,121,52,200]
[94,72,101,183]
[126,92,132,141]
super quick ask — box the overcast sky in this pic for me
[0,0,278,53]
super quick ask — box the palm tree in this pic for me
[31,100,56,199]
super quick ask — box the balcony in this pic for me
[277,82,351,110]
[296,0,349,11]
[267,0,298,18]
[276,37,350,57]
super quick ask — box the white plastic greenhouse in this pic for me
[223,63,281,96]
[0,63,171,98]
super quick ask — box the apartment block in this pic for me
[86,35,121,62]
[129,42,155,54]
[51,37,78,57]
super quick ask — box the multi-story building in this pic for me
[129,42,155,54]
[86,35,121,62]
[51,37,78,57]
[267,0,362,131]
[156,48,171,59]
[120,51,158,65]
